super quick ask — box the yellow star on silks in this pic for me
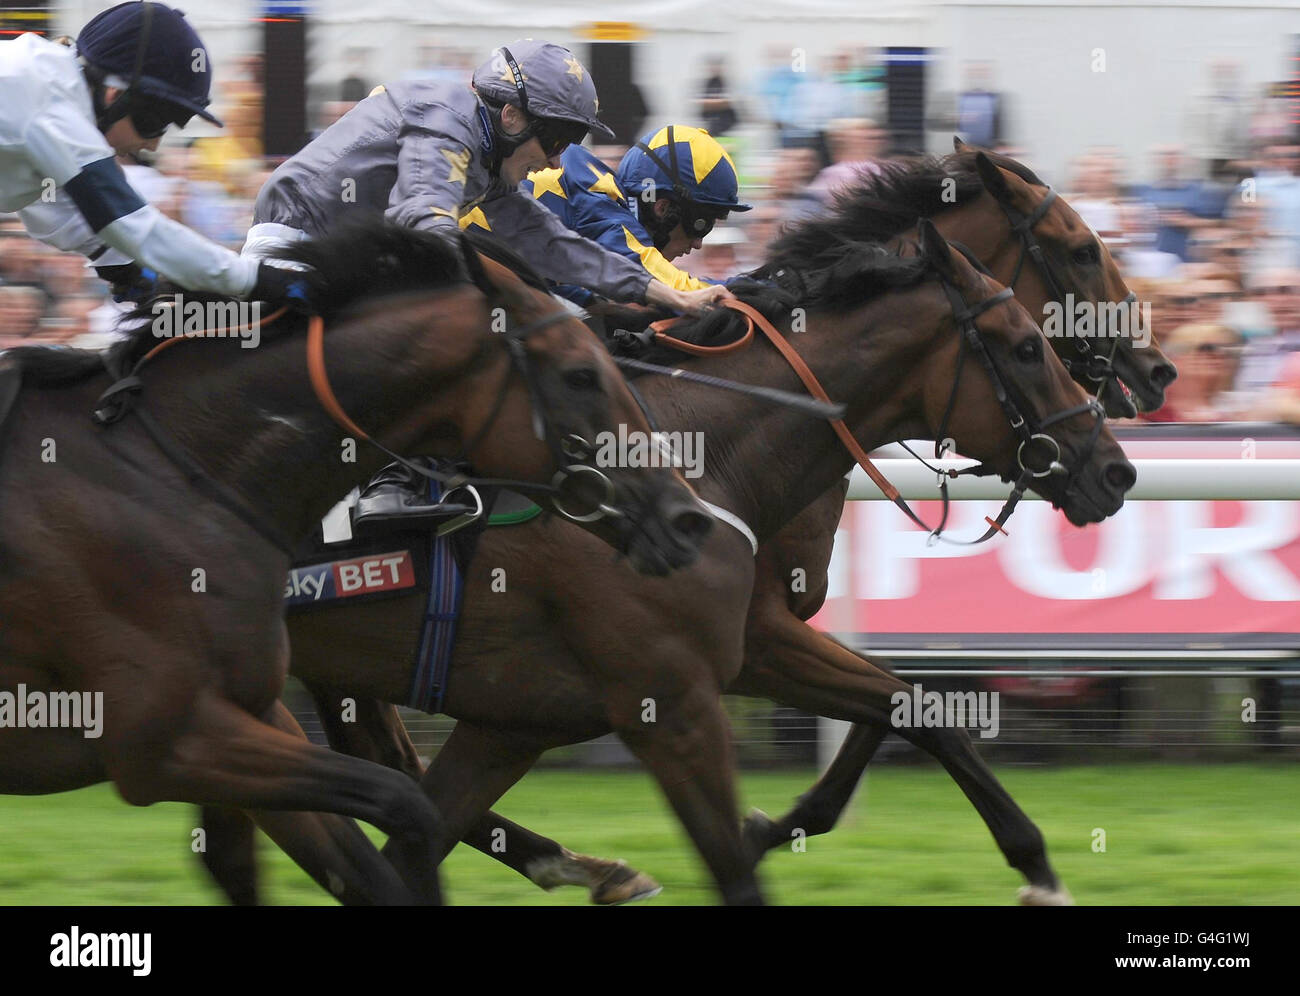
[528,167,567,200]
[586,163,624,202]
[500,65,527,84]
[440,147,470,186]
[459,206,491,231]
[564,56,584,82]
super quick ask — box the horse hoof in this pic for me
[591,862,662,905]
[1018,884,1074,906]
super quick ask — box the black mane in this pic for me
[7,220,534,386]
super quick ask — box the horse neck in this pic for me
[930,197,1050,317]
[143,291,491,544]
[638,294,939,543]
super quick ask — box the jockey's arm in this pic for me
[19,105,260,298]
[385,97,479,241]
[481,192,731,315]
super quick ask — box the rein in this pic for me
[646,266,1103,545]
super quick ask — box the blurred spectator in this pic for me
[956,61,1006,149]
[697,56,739,137]
[757,46,808,148]
[1130,145,1225,260]
[763,147,825,224]
[340,47,372,103]
[0,286,48,349]
[1143,322,1245,421]
[1069,149,1126,239]
[806,118,886,205]
[1247,143,1300,269]
[1186,58,1249,180]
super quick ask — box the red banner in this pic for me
[812,429,1300,650]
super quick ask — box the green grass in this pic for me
[0,764,1296,905]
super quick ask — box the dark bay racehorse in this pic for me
[0,221,708,904]
[201,219,1135,904]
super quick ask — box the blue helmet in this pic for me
[77,2,222,130]
[617,125,752,214]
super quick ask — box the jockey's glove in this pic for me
[95,262,161,304]
[251,263,316,313]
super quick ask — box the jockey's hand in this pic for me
[95,262,161,304]
[652,282,736,316]
[251,263,316,314]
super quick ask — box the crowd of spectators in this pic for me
[3,42,1299,426]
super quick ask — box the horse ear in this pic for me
[953,135,966,151]
[917,218,957,281]
[973,151,1012,202]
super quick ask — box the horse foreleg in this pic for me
[616,688,764,906]
[731,612,1069,904]
[380,720,544,900]
[308,686,661,904]
[736,723,887,864]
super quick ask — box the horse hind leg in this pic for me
[107,690,444,904]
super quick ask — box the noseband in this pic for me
[903,249,1106,545]
[997,184,1138,399]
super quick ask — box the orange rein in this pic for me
[135,305,289,366]
[654,298,902,502]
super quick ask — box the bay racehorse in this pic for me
[280,150,1173,904]
[200,218,1135,904]
[0,220,709,905]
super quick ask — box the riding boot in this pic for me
[352,460,475,531]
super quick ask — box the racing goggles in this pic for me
[128,98,193,140]
[527,116,589,158]
[679,201,729,239]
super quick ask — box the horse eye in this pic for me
[1072,243,1100,265]
[563,367,599,391]
[1016,338,1041,363]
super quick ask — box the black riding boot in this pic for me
[352,460,476,531]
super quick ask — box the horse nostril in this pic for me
[1104,460,1137,494]
[1150,362,1178,389]
[670,506,714,546]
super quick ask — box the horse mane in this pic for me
[8,219,543,387]
[759,148,1042,298]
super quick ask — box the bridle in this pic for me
[993,183,1138,405]
[306,306,624,526]
[90,294,628,558]
[901,247,1106,545]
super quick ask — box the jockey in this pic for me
[0,2,307,308]
[510,124,751,311]
[245,40,732,529]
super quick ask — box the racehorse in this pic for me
[198,217,1136,904]
[0,220,710,905]
[274,149,1173,905]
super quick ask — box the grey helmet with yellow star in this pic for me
[472,40,615,158]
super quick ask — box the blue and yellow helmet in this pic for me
[617,125,752,214]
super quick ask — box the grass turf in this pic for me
[0,763,1295,905]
